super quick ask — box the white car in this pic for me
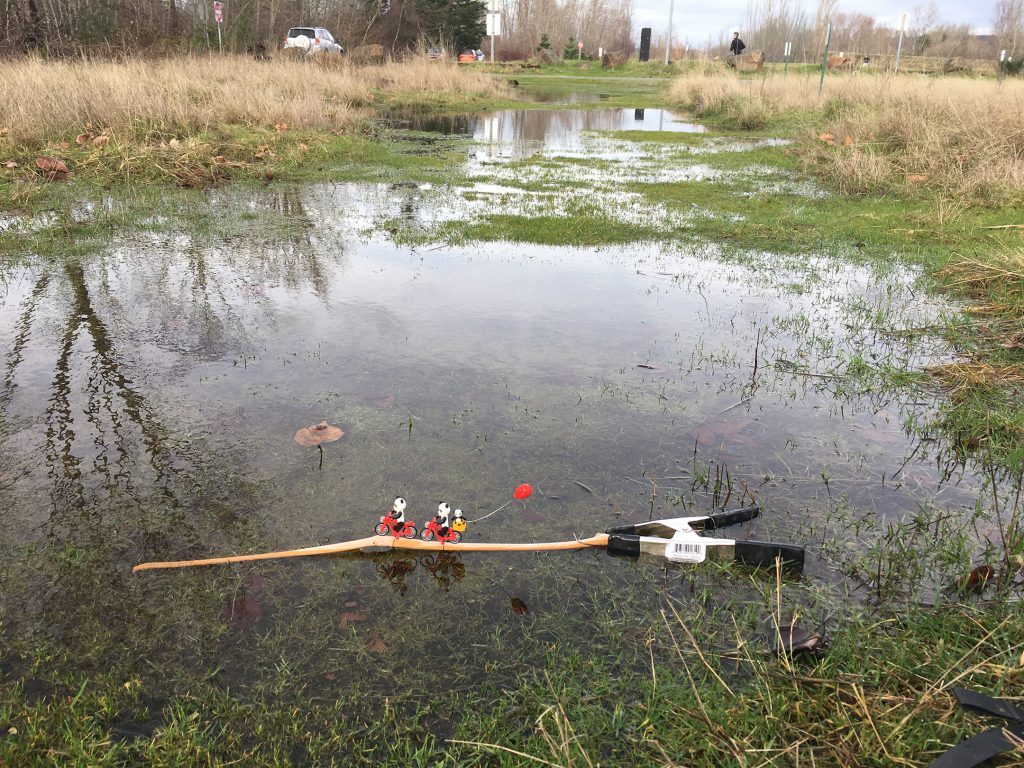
[282,27,344,55]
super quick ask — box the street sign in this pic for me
[213,1,222,23]
[486,12,501,36]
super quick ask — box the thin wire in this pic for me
[467,498,514,524]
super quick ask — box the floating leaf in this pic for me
[520,508,545,523]
[364,636,388,653]
[35,156,70,181]
[961,564,995,593]
[219,595,263,630]
[339,611,367,628]
[371,394,396,409]
[765,618,821,654]
[35,156,70,176]
[294,420,344,446]
[509,597,529,615]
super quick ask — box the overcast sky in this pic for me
[632,0,995,48]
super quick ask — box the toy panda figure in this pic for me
[435,502,451,535]
[452,509,467,533]
[387,497,407,531]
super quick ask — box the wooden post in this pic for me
[819,23,831,97]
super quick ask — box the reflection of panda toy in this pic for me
[452,509,467,533]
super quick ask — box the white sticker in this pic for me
[666,539,706,564]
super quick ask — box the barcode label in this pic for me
[666,540,706,563]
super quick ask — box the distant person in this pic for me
[729,32,746,56]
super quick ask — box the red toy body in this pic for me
[375,512,417,539]
[420,517,462,543]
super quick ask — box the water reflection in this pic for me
[384,107,705,159]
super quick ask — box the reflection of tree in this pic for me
[43,259,178,511]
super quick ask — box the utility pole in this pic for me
[664,0,674,64]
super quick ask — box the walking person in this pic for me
[729,31,746,56]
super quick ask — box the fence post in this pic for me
[894,13,906,74]
[818,23,831,97]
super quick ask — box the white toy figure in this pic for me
[388,497,408,532]
[435,502,452,535]
[452,509,466,533]
[375,496,417,538]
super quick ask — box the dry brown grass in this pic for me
[669,69,1024,201]
[0,55,506,147]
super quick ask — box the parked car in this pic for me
[426,47,446,60]
[457,50,477,63]
[282,27,344,55]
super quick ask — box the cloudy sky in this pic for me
[632,0,995,48]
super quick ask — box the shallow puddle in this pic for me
[0,106,987,730]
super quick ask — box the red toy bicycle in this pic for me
[375,497,417,539]
[420,502,462,543]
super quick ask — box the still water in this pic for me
[0,107,978,747]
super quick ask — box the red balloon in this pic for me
[513,483,533,500]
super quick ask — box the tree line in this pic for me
[0,0,490,55]
[733,0,1022,65]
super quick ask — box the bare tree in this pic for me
[994,0,1023,58]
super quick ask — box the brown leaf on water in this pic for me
[371,394,395,409]
[35,156,70,180]
[520,508,545,523]
[961,564,995,593]
[339,611,367,628]
[219,595,263,630]
[36,156,69,174]
[364,636,389,653]
[509,597,529,615]
[766,619,822,654]
[294,420,344,446]
[92,135,109,149]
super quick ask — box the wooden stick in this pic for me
[133,534,610,572]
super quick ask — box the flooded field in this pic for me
[0,102,1003,762]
